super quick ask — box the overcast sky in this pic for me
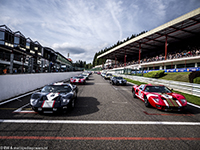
[1,0,200,63]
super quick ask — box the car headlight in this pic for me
[61,97,70,103]
[62,99,70,103]
[153,98,159,103]
[30,98,37,105]
[180,99,186,103]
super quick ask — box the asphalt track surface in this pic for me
[0,74,200,150]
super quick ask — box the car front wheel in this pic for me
[144,96,151,107]
[133,90,137,98]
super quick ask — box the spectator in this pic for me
[3,68,7,74]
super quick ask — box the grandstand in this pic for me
[97,7,200,74]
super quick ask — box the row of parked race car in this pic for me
[69,71,92,84]
[98,71,187,111]
[99,72,127,86]
[30,71,187,114]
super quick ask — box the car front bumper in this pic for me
[31,105,68,113]
[156,105,186,111]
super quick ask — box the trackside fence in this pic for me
[115,74,200,97]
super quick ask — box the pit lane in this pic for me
[0,74,200,149]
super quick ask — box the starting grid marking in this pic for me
[13,103,31,113]
[12,103,37,114]
[12,107,196,116]
[111,85,130,91]
[13,110,37,113]
[12,108,195,116]
[11,103,196,116]
[0,119,200,126]
[0,90,39,106]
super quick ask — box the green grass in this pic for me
[124,78,147,85]
[129,73,143,76]
[125,77,200,106]
[159,72,190,82]
[172,90,200,106]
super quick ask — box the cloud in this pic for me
[106,1,123,40]
[52,43,86,54]
[1,0,200,64]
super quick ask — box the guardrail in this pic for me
[115,74,200,97]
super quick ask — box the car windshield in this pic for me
[73,76,84,79]
[116,77,123,79]
[41,85,72,93]
[144,86,172,93]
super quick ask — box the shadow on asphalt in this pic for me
[65,96,100,116]
[184,105,200,115]
[85,82,95,85]
[39,96,100,117]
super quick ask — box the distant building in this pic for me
[0,25,72,74]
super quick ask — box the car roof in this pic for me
[48,82,70,86]
[73,76,84,78]
[144,84,165,87]
[47,82,75,89]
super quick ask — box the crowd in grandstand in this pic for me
[111,48,200,68]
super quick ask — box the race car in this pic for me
[132,84,187,111]
[79,73,89,80]
[30,82,78,113]
[110,76,127,85]
[70,76,86,84]
[101,72,106,78]
[97,71,101,75]
[104,73,113,80]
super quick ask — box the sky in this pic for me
[1,0,200,64]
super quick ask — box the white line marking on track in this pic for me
[13,103,31,113]
[187,102,200,109]
[120,87,129,91]
[94,83,108,85]
[112,86,118,90]
[13,110,36,113]
[0,120,200,125]
[112,86,129,91]
[0,90,39,106]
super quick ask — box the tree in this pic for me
[92,30,148,67]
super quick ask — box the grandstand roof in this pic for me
[97,7,200,61]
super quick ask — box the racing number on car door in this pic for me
[138,85,145,99]
[138,90,143,98]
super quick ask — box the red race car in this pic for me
[70,76,86,84]
[132,84,187,111]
